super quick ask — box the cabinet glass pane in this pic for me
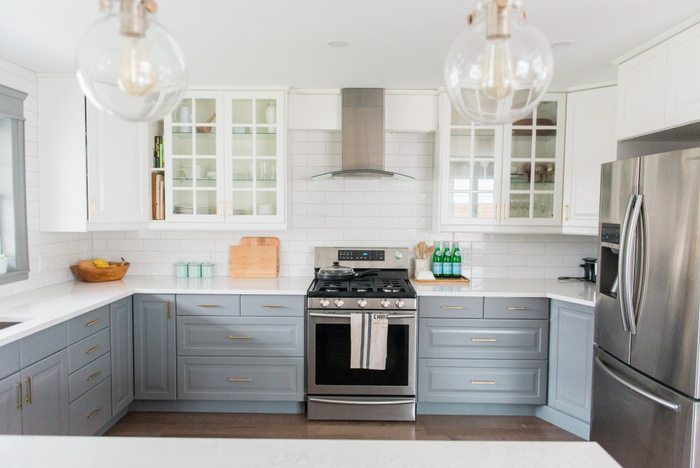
[256,100,277,125]
[195,159,217,188]
[510,162,531,191]
[231,100,253,125]
[533,162,555,190]
[256,130,277,157]
[256,191,277,216]
[449,192,470,218]
[537,101,558,125]
[173,191,193,215]
[172,126,192,155]
[196,191,217,215]
[195,99,216,124]
[172,99,192,123]
[232,159,253,189]
[533,193,554,218]
[511,131,532,159]
[451,107,471,126]
[195,127,216,155]
[232,128,253,156]
[474,129,495,158]
[473,161,494,191]
[256,159,277,189]
[535,129,556,159]
[509,193,530,218]
[473,192,495,219]
[450,162,471,191]
[232,191,253,216]
[450,129,470,158]
[172,159,193,187]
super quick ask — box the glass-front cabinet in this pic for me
[163,90,286,227]
[438,93,565,230]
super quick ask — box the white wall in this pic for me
[93,130,596,279]
[0,58,91,298]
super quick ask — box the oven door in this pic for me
[307,310,416,396]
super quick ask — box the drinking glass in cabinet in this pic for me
[533,162,555,190]
[195,99,216,124]
[173,159,193,187]
[256,159,277,188]
[510,162,532,190]
[232,191,253,216]
[196,191,217,215]
[232,159,253,189]
[172,126,192,155]
[231,128,253,156]
[195,126,216,155]
[509,193,530,218]
[173,191,193,215]
[533,193,554,218]
[231,100,253,125]
[256,191,277,216]
[172,99,192,123]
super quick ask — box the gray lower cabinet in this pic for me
[134,294,176,400]
[20,350,70,435]
[548,300,595,423]
[69,378,112,435]
[0,372,22,434]
[110,297,134,414]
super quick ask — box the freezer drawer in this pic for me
[591,347,699,467]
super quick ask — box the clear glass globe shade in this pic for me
[444,8,553,125]
[76,13,187,122]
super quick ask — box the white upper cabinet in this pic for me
[38,76,148,232]
[288,92,341,131]
[563,86,617,235]
[665,23,700,128]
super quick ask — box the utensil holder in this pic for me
[414,258,429,274]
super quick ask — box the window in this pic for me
[0,84,28,285]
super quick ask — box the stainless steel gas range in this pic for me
[306,247,417,421]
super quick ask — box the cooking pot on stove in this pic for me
[316,262,379,281]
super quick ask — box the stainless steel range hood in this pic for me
[310,89,414,180]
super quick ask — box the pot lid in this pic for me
[318,262,354,276]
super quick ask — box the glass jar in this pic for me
[175,262,188,278]
[201,262,215,278]
[187,262,201,278]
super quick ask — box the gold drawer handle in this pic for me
[262,304,284,308]
[85,319,101,327]
[25,377,32,405]
[471,338,497,343]
[16,382,22,410]
[197,304,222,308]
[506,306,529,311]
[227,335,253,340]
[86,371,103,382]
[470,380,496,385]
[227,377,253,383]
[440,305,464,310]
[86,407,102,419]
[86,345,102,355]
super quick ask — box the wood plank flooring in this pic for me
[106,412,581,441]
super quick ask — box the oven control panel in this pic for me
[338,250,385,262]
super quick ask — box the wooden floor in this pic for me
[106,412,581,441]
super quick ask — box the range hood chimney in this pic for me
[310,88,414,180]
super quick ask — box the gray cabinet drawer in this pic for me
[68,328,110,373]
[177,356,304,401]
[177,317,304,357]
[0,342,19,380]
[177,294,240,316]
[419,319,549,360]
[241,295,304,317]
[419,297,483,319]
[484,297,549,319]
[69,352,111,402]
[418,359,547,404]
[69,378,111,435]
[20,323,68,368]
[68,306,109,343]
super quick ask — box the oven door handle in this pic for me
[308,397,415,406]
[308,312,415,319]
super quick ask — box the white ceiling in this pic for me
[0,0,698,90]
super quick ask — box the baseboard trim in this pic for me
[96,406,130,436]
[535,406,590,440]
[417,403,537,416]
[129,400,306,414]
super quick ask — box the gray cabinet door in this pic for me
[549,300,595,422]
[21,350,70,435]
[134,294,176,400]
[0,372,22,434]
[110,297,134,414]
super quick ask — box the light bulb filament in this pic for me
[118,37,156,96]
[480,40,513,100]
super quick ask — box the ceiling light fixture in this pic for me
[76,0,187,122]
[551,40,574,49]
[443,0,553,124]
[328,40,349,48]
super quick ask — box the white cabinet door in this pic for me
[665,23,700,129]
[616,44,668,140]
[287,92,340,130]
[562,87,617,235]
[86,103,149,228]
[385,92,437,132]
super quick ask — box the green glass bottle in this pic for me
[442,242,452,278]
[431,241,442,277]
[452,241,462,278]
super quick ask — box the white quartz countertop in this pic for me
[0,436,619,468]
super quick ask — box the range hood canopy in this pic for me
[310,88,414,180]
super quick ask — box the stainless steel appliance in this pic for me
[306,247,417,421]
[591,148,700,467]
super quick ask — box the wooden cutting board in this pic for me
[229,237,280,278]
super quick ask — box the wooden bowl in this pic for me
[70,261,130,283]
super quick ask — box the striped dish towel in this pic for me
[350,312,389,370]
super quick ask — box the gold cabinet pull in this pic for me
[16,382,22,410]
[85,319,101,327]
[226,377,253,383]
[86,371,103,382]
[167,302,173,320]
[471,338,497,343]
[25,377,32,405]
[470,380,496,385]
[197,304,222,308]
[86,407,102,419]
[262,304,284,308]
[86,345,102,355]
[440,305,464,310]
[506,306,529,311]
[227,335,253,340]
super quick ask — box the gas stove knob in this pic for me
[395,299,405,308]
[394,251,403,260]
[358,299,368,308]
[320,299,330,308]
[334,299,344,308]
[380,299,391,308]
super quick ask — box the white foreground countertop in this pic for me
[0,436,619,468]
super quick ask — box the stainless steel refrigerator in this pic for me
[591,147,700,467]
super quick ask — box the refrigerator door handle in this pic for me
[595,356,680,413]
[618,194,636,332]
[624,194,644,335]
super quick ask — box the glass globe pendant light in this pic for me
[76,0,187,122]
[444,0,553,124]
